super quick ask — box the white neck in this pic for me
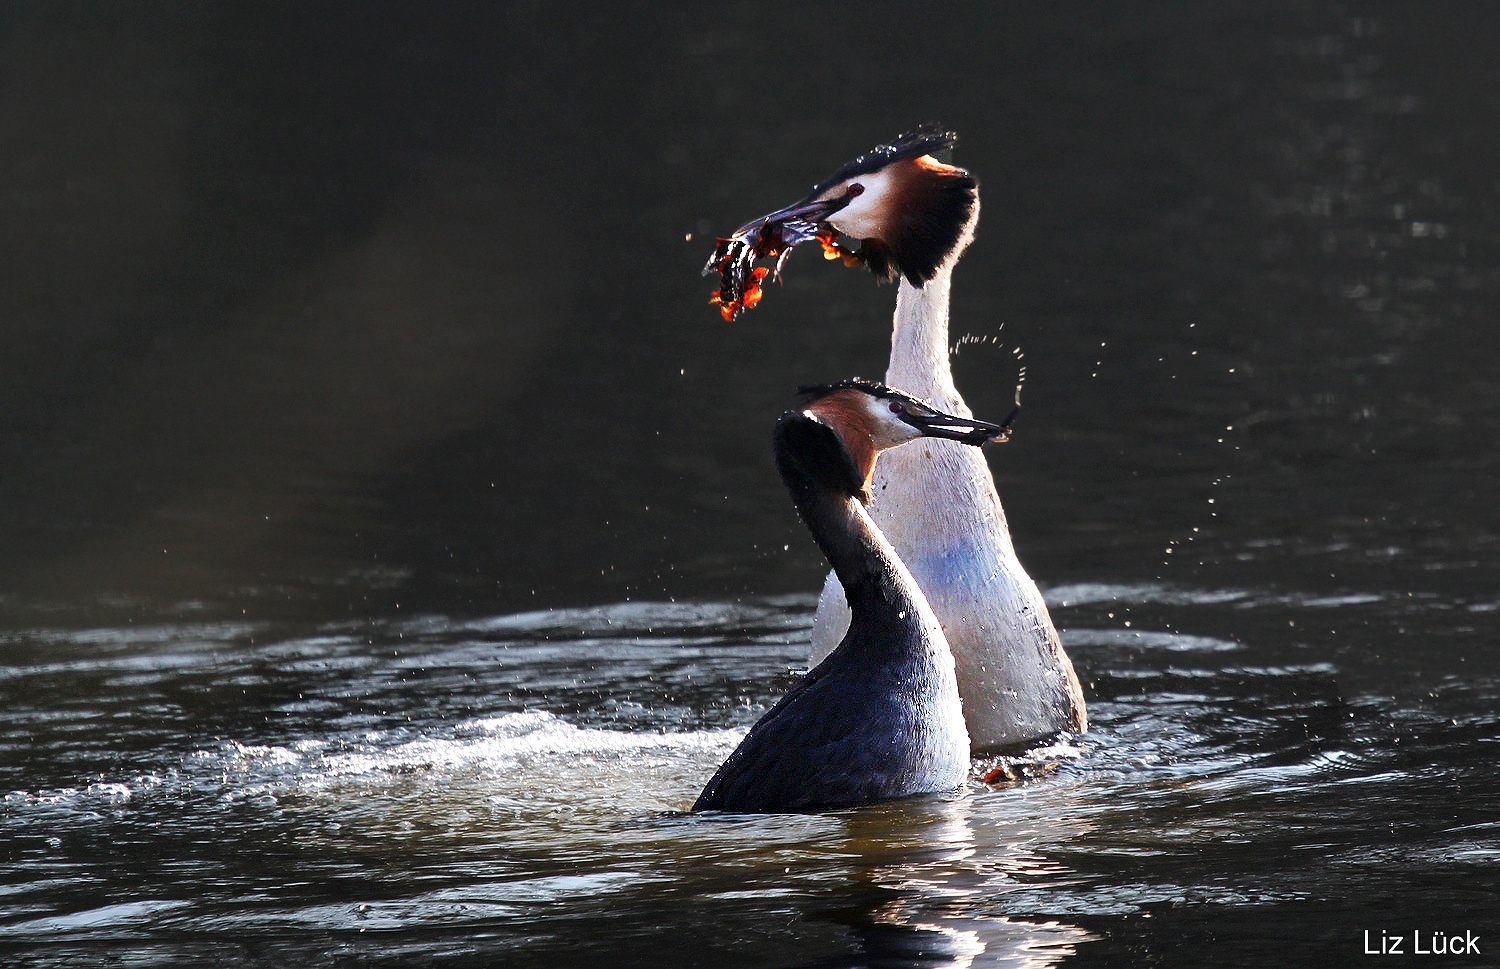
[884,265,966,415]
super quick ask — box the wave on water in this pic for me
[220,710,745,784]
[4,712,745,821]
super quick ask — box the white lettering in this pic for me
[1362,928,1479,956]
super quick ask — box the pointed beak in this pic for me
[900,405,1018,446]
[728,194,847,242]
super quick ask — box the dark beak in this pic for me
[900,404,1018,446]
[728,194,847,241]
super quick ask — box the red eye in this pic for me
[847,184,865,197]
[889,401,904,414]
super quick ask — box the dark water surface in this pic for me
[2,3,1497,966]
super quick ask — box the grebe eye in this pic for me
[846,183,865,197]
[889,401,905,414]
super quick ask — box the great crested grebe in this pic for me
[704,127,1086,752]
[694,381,1013,814]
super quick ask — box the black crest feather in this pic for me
[803,124,957,199]
[796,378,895,403]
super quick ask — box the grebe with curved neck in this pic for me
[704,127,1086,752]
[693,382,1011,814]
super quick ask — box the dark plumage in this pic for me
[854,159,977,287]
[692,384,1012,814]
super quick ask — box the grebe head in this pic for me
[804,127,978,285]
[794,380,1013,501]
[703,126,978,319]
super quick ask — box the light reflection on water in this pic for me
[1,591,1494,967]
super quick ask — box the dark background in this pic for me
[1,1,1495,630]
